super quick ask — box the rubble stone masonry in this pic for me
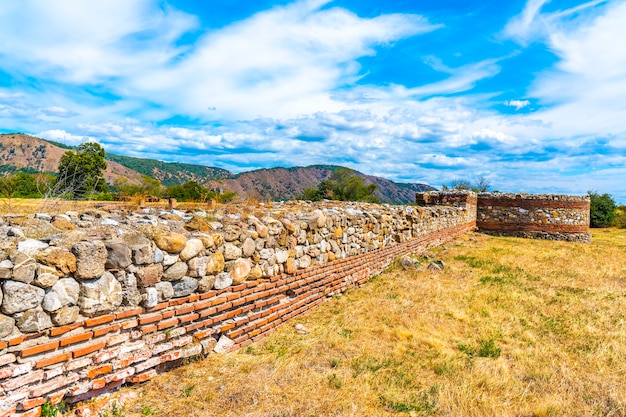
[0,198,476,416]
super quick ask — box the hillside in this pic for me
[105,153,231,186]
[209,165,434,204]
[0,134,434,203]
[0,133,144,185]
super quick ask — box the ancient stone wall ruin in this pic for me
[0,198,476,416]
[476,193,591,242]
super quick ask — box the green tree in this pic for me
[302,168,379,203]
[56,142,108,199]
[0,172,54,198]
[114,175,163,199]
[588,191,616,227]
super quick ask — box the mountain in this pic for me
[209,165,434,204]
[0,133,434,204]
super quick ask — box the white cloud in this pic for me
[504,99,531,110]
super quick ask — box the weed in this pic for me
[41,401,65,417]
[477,338,501,358]
[141,406,154,416]
[102,402,125,417]
[380,386,439,415]
[183,384,195,397]
[330,358,340,368]
[328,373,343,389]
[338,328,353,339]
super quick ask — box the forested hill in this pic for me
[104,153,231,186]
[0,134,434,204]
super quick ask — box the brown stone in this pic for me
[230,258,251,284]
[206,252,225,275]
[136,264,163,287]
[184,216,211,232]
[51,218,76,230]
[35,249,77,276]
[154,233,187,253]
[285,258,298,274]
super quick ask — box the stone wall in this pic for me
[475,193,591,242]
[0,198,476,416]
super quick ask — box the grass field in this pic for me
[91,229,626,417]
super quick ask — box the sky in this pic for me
[0,0,624,202]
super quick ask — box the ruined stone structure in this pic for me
[0,198,476,416]
[0,191,590,415]
[476,193,591,242]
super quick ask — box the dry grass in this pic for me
[102,229,626,417]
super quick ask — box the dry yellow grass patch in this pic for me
[105,229,626,417]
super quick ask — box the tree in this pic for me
[444,176,491,193]
[301,168,379,203]
[588,191,616,227]
[56,142,108,199]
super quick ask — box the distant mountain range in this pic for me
[0,133,434,204]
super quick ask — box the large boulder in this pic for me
[1,281,45,314]
[10,252,36,284]
[206,252,225,274]
[187,256,208,278]
[78,272,123,316]
[214,272,232,290]
[223,243,242,261]
[128,236,154,265]
[72,241,107,279]
[230,259,251,284]
[51,306,80,326]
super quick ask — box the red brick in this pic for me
[140,324,157,334]
[93,324,121,338]
[71,341,105,358]
[144,302,168,312]
[156,317,179,330]
[84,314,115,327]
[115,307,143,319]
[193,299,212,311]
[0,405,17,417]
[177,313,199,325]
[138,313,162,325]
[21,397,45,410]
[168,296,191,306]
[21,340,60,357]
[193,329,215,340]
[134,357,161,373]
[86,364,113,379]
[0,341,6,350]
[35,352,71,369]
[1,369,44,391]
[18,407,42,417]
[105,367,134,383]
[129,369,157,384]
[29,373,78,397]
[161,310,175,319]
[59,332,93,347]
[199,290,217,300]
[0,353,16,367]
[175,305,194,315]
[160,350,181,362]
[120,319,138,330]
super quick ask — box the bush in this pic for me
[615,205,626,229]
[588,191,616,228]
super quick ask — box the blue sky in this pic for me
[0,0,625,202]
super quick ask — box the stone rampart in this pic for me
[476,193,591,242]
[0,198,475,416]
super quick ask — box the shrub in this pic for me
[588,191,616,227]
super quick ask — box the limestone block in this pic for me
[0,313,15,338]
[128,236,155,265]
[163,262,188,281]
[213,272,232,290]
[42,278,80,312]
[179,238,203,261]
[206,252,225,274]
[78,272,123,316]
[223,243,242,261]
[198,275,216,292]
[154,233,187,253]
[50,306,79,326]
[104,241,132,269]
[155,282,174,302]
[172,277,198,297]
[187,256,208,277]
[35,248,77,276]
[231,258,251,284]
[16,308,52,333]
[1,281,45,314]
[136,264,163,287]
[72,241,107,279]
